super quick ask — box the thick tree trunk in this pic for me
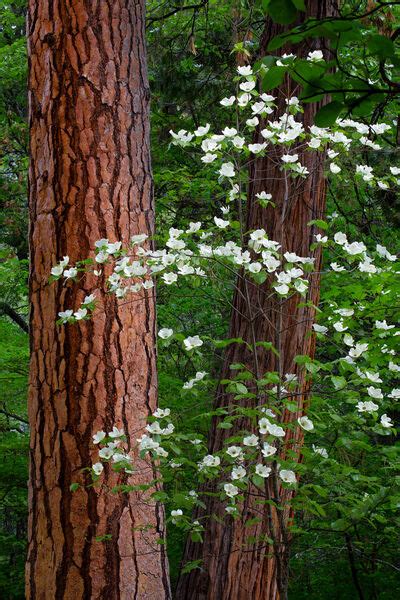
[26,2,170,599]
[176,2,336,599]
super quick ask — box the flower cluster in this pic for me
[55,63,398,523]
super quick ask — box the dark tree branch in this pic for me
[147,1,208,26]
[0,408,29,426]
[0,301,29,333]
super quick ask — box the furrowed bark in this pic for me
[26,1,170,598]
[176,2,337,599]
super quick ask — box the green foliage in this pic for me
[262,4,400,117]
[0,0,400,597]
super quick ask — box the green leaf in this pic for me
[331,375,346,390]
[314,101,343,127]
[267,34,288,52]
[252,474,266,487]
[308,219,329,230]
[367,34,395,59]
[262,65,286,91]
[218,422,233,429]
[291,0,305,10]
[267,0,297,24]
[152,491,168,502]
[235,383,248,394]
[70,483,80,492]
[256,341,279,356]
[251,270,267,284]
[214,337,245,348]
[181,559,202,575]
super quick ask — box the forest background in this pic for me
[0,1,399,598]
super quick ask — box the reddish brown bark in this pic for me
[176,2,336,599]
[26,1,170,598]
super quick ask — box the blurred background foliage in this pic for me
[0,0,399,597]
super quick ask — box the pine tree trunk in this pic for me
[26,2,170,598]
[176,2,336,599]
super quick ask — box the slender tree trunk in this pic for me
[176,2,336,599]
[26,1,170,598]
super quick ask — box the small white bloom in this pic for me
[333,321,348,332]
[99,447,114,459]
[219,162,235,178]
[226,446,243,458]
[356,400,378,413]
[330,262,346,272]
[58,310,74,322]
[239,80,256,92]
[281,153,299,164]
[237,65,253,76]
[231,466,246,480]
[225,506,237,514]
[380,414,393,428]
[92,462,104,476]
[246,117,259,127]
[224,483,239,498]
[367,386,383,400]
[248,262,262,273]
[109,426,125,439]
[214,217,230,229]
[201,153,218,163]
[280,469,296,483]
[162,272,178,285]
[298,416,314,431]
[222,127,237,137]
[201,455,221,468]
[344,241,367,255]
[375,320,395,330]
[307,50,323,62]
[312,445,328,458]
[255,464,272,478]
[243,434,259,447]
[237,93,251,107]
[256,191,272,201]
[313,324,328,334]
[330,163,341,174]
[335,308,354,317]
[63,267,78,279]
[220,96,235,107]
[183,335,203,351]
[51,264,64,277]
[74,308,87,320]
[376,244,396,261]
[275,284,290,295]
[158,328,173,340]
[194,123,210,136]
[248,142,267,154]
[153,408,171,418]
[261,442,277,458]
[343,334,354,346]
[83,294,96,305]
[93,431,106,445]
[349,343,368,358]
[314,234,328,243]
